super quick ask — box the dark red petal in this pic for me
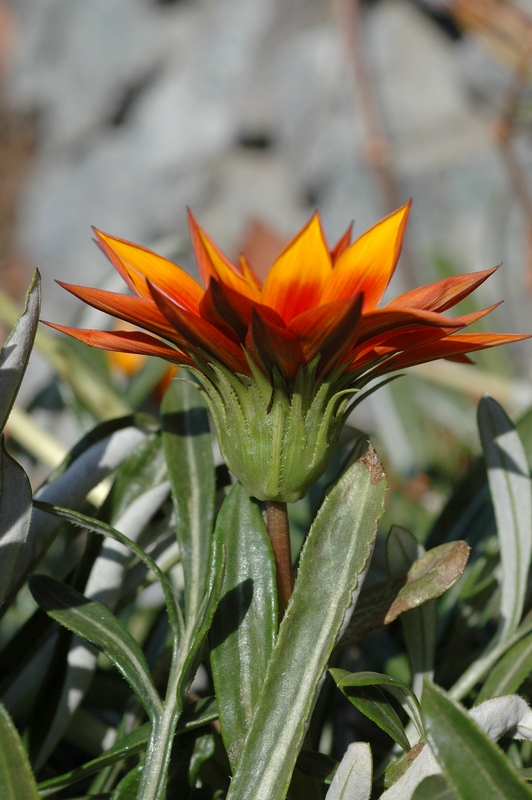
[246,308,304,382]
[147,280,250,375]
[289,295,363,375]
[199,278,255,342]
[358,307,463,344]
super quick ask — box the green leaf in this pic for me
[29,480,174,772]
[478,396,532,639]
[8,422,152,611]
[387,526,436,693]
[477,632,532,703]
[41,414,157,487]
[210,483,277,770]
[177,544,226,701]
[226,446,387,800]
[331,669,423,740]
[29,575,162,721]
[111,764,143,799]
[342,540,470,643]
[422,680,532,800]
[296,751,338,785]
[104,431,168,523]
[411,774,457,800]
[37,697,218,797]
[0,270,40,432]
[35,503,183,642]
[0,439,32,610]
[338,684,410,751]
[162,376,215,624]
[0,699,40,800]
[38,724,150,797]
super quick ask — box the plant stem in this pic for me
[137,621,185,798]
[266,501,293,619]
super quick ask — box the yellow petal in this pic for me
[261,212,332,323]
[321,202,411,309]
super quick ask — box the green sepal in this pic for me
[193,359,355,502]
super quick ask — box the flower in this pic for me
[45,203,527,501]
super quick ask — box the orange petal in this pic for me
[386,266,499,313]
[187,209,261,301]
[57,282,178,341]
[330,222,353,264]
[321,201,411,309]
[43,323,190,365]
[148,280,250,375]
[246,308,303,382]
[385,333,531,371]
[261,212,332,323]
[93,228,203,314]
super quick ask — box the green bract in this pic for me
[192,358,355,503]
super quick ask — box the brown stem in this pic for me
[266,500,294,620]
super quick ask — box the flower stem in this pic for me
[266,500,293,619]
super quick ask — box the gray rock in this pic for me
[8,0,159,148]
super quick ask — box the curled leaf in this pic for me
[341,540,470,644]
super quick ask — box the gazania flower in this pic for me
[46,203,527,502]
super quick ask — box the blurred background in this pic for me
[2,0,532,526]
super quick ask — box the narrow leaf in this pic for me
[104,431,168,522]
[477,632,532,703]
[162,376,215,624]
[177,544,226,701]
[38,698,217,797]
[0,270,40,431]
[31,477,172,771]
[336,683,410,751]
[422,681,532,800]
[331,669,423,740]
[210,483,277,770]
[38,724,150,797]
[111,764,143,799]
[9,422,151,605]
[325,742,372,800]
[29,575,162,721]
[0,700,40,800]
[0,439,32,609]
[226,446,387,800]
[478,396,532,639]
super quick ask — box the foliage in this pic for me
[2,273,532,800]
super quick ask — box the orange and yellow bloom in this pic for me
[46,202,527,501]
